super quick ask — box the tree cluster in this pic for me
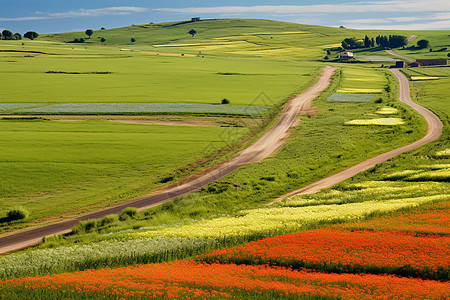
[341,35,407,50]
[375,35,407,48]
[24,31,39,40]
[1,30,36,40]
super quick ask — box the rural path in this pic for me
[385,35,418,62]
[0,66,338,254]
[386,50,415,62]
[271,69,443,203]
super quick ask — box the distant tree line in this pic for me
[341,35,408,50]
[0,30,38,40]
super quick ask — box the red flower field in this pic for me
[200,228,450,280]
[2,261,449,299]
[336,201,450,235]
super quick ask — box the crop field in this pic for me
[375,107,399,115]
[1,199,448,298]
[0,40,320,106]
[344,117,405,126]
[336,66,387,94]
[1,103,269,116]
[327,93,375,102]
[0,120,247,226]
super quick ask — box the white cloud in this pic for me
[340,18,390,24]
[49,7,148,18]
[343,19,450,30]
[0,16,47,21]
[155,1,450,14]
[0,7,148,21]
[341,11,450,29]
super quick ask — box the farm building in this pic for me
[395,61,406,68]
[415,59,448,66]
[409,62,421,67]
[191,17,201,22]
[340,52,354,60]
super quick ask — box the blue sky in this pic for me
[1,0,450,34]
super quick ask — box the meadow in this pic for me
[1,18,449,299]
[0,120,247,230]
[0,40,320,106]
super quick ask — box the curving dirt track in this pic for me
[0,66,338,254]
[385,36,418,62]
[386,50,415,62]
[271,69,443,203]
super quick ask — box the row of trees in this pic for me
[1,30,39,40]
[341,35,408,50]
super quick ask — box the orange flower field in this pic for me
[336,201,450,235]
[1,261,449,299]
[200,228,450,280]
[1,201,449,299]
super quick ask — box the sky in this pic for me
[1,0,450,34]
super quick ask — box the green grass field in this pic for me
[0,44,320,105]
[336,66,387,93]
[0,120,247,229]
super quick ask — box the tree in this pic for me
[0,32,2,40]
[100,37,106,42]
[417,39,430,49]
[131,37,136,43]
[341,37,364,49]
[364,35,371,48]
[221,98,230,104]
[188,29,197,37]
[85,29,94,39]
[388,35,407,48]
[2,30,13,40]
[24,31,39,40]
[14,33,22,40]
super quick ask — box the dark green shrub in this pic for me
[221,98,230,104]
[73,220,97,234]
[6,207,29,220]
[260,176,276,182]
[119,207,138,221]
[97,215,117,228]
[374,97,383,103]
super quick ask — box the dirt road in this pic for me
[271,69,443,203]
[0,66,338,254]
[385,36,418,62]
[386,50,415,62]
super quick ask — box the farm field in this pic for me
[1,198,448,299]
[0,119,247,230]
[0,40,319,105]
[1,18,450,299]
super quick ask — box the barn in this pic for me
[415,59,448,66]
